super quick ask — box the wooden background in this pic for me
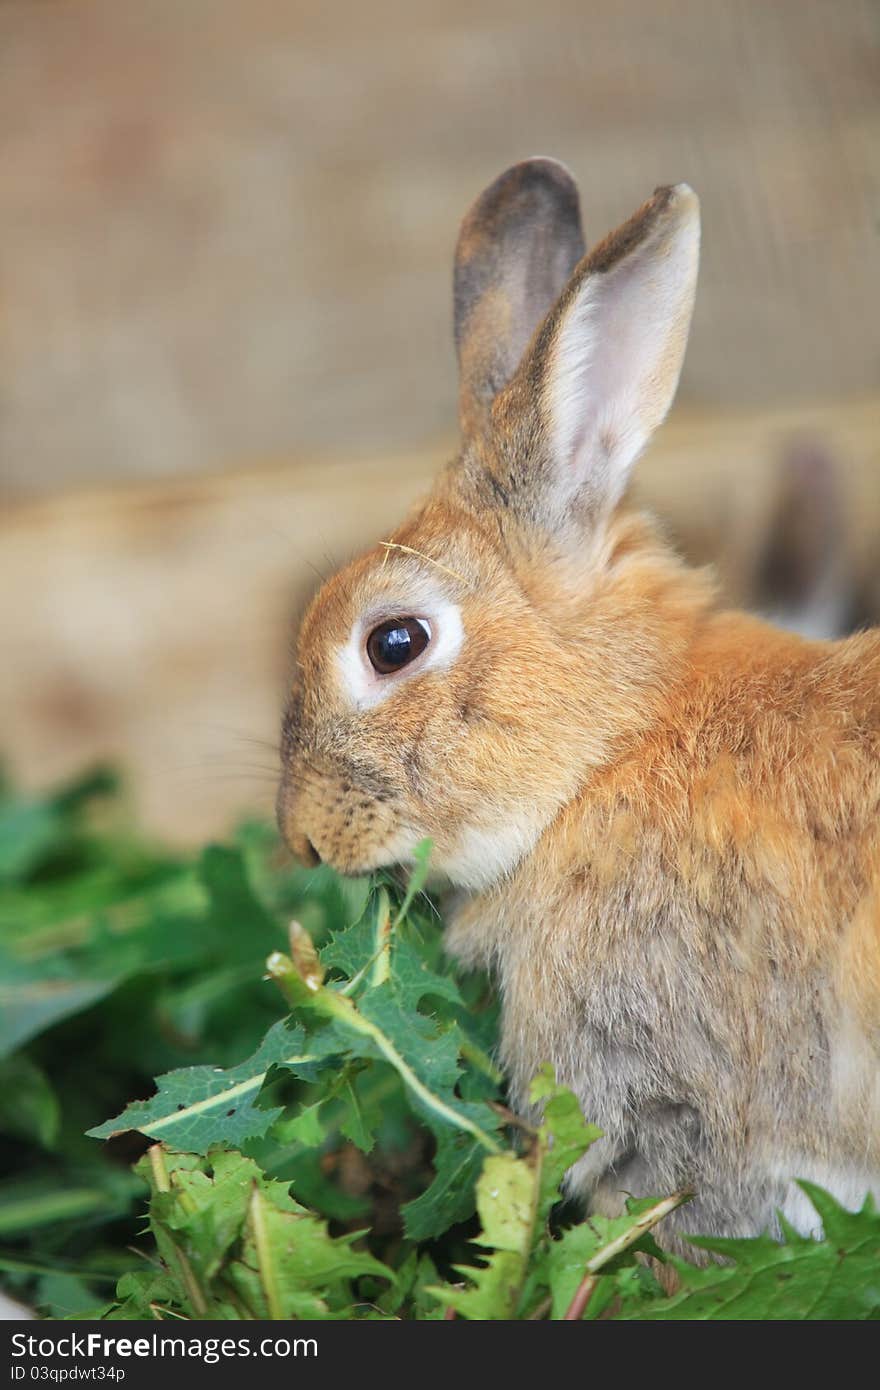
[1,0,877,839]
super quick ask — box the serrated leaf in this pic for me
[389,935,464,1013]
[269,955,501,1157]
[626,1185,880,1320]
[134,1147,310,1316]
[402,1131,485,1242]
[106,1269,178,1320]
[88,1020,316,1150]
[472,1153,537,1256]
[225,1182,394,1320]
[338,1078,375,1154]
[426,1154,539,1318]
[320,912,377,982]
[529,1064,603,1228]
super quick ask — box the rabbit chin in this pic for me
[428,814,544,892]
[323,818,538,891]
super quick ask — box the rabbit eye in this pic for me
[366,617,430,675]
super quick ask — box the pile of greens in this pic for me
[1,770,878,1320]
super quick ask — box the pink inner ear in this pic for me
[541,190,700,522]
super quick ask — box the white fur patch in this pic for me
[829,1013,880,1142]
[436,812,544,891]
[336,597,464,711]
[773,1160,879,1238]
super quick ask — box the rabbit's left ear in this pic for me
[454,159,586,440]
[494,184,700,533]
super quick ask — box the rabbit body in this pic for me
[278,161,880,1243]
[443,524,880,1241]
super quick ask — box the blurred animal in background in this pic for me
[745,440,878,641]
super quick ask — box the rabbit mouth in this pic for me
[293,827,420,879]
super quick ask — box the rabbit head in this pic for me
[277,160,702,888]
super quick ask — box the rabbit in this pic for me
[276,159,880,1249]
[746,439,876,641]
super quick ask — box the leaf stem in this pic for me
[562,1191,689,1320]
[370,888,392,988]
[563,1273,598,1321]
[249,1186,283,1320]
[148,1144,170,1193]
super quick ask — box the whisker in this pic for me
[166,761,281,778]
[178,721,282,756]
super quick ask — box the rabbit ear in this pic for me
[495,184,700,534]
[454,159,585,439]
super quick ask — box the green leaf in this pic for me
[338,1077,375,1154]
[426,1153,539,1318]
[142,1148,304,1303]
[0,1055,60,1147]
[545,1194,687,1318]
[388,934,464,1013]
[35,1272,107,1319]
[226,1183,393,1320]
[0,797,61,883]
[529,1064,603,1229]
[0,1173,139,1238]
[131,1144,393,1320]
[389,838,433,925]
[402,1130,485,1241]
[283,1099,327,1147]
[626,1185,880,1320]
[106,1268,179,1321]
[197,845,284,964]
[320,912,377,987]
[0,966,119,1057]
[268,954,501,1156]
[88,1020,315,1151]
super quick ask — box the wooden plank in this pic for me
[1,0,878,493]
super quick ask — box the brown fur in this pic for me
[278,161,880,1247]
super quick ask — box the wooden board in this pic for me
[1,0,878,494]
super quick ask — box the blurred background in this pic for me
[1,0,878,842]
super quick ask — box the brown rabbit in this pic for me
[277,160,880,1246]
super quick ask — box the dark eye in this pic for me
[366,617,430,675]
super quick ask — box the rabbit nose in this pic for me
[276,775,322,866]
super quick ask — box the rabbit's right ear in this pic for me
[485,183,700,541]
[454,159,585,439]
